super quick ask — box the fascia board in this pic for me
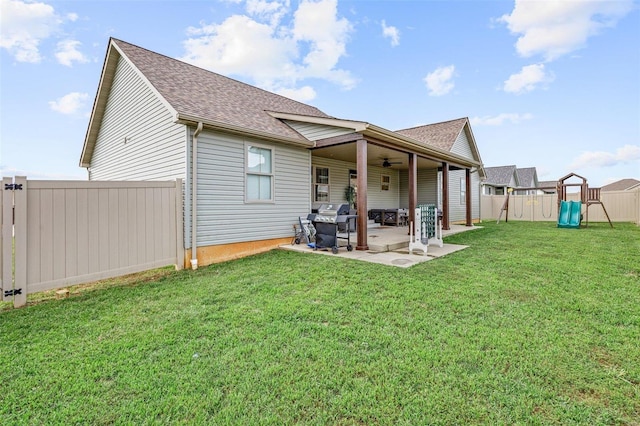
[175,113,314,148]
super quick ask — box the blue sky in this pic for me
[1,0,639,187]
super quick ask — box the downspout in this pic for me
[191,122,203,270]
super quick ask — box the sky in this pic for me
[1,0,639,187]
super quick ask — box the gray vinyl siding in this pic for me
[450,129,474,159]
[186,129,311,248]
[447,170,481,222]
[311,157,399,210]
[447,128,482,222]
[284,120,354,141]
[399,168,438,208]
[89,55,186,181]
[448,169,467,222]
[471,171,480,219]
[399,167,480,222]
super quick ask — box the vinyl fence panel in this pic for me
[2,178,183,308]
[481,190,639,225]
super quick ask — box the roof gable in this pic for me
[394,118,484,173]
[113,39,329,135]
[395,118,468,152]
[515,167,538,188]
[81,38,331,166]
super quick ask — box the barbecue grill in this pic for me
[310,203,356,254]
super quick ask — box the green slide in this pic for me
[557,200,582,228]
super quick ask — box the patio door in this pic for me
[348,169,357,208]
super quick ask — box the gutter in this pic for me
[191,122,203,270]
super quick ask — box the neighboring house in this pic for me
[538,180,557,194]
[601,178,640,192]
[514,167,539,195]
[80,38,485,267]
[483,165,545,195]
[482,165,518,195]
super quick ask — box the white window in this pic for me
[460,177,466,205]
[314,167,330,202]
[246,144,273,202]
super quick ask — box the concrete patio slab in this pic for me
[280,242,468,268]
[280,224,479,268]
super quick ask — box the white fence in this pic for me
[2,177,184,308]
[481,189,640,224]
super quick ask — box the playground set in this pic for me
[497,172,613,229]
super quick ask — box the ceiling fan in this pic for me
[381,158,402,168]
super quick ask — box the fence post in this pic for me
[13,177,27,308]
[2,177,15,303]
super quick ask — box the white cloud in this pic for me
[381,20,400,47]
[183,15,297,87]
[246,0,289,26]
[470,113,533,126]
[498,0,634,61]
[276,85,317,102]
[569,144,640,169]
[0,0,61,63]
[180,0,355,101]
[503,63,554,94]
[55,39,88,67]
[48,92,89,115]
[424,65,455,96]
[292,0,354,87]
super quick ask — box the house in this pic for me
[80,38,485,267]
[538,180,557,194]
[601,178,640,192]
[483,165,545,195]
[482,165,518,195]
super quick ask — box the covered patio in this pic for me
[268,113,484,253]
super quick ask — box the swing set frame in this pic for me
[496,173,613,228]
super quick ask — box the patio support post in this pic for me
[408,153,417,234]
[466,168,472,226]
[442,162,450,230]
[356,138,369,250]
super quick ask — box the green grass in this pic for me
[1,221,639,425]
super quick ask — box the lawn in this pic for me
[1,221,638,425]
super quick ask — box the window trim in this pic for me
[460,176,466,205]
[244,142,275,203]
[313,166,330,203]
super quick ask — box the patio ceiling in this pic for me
[311,143,441,170]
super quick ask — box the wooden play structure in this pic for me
[496,172,613,228]
[556,173,613,228]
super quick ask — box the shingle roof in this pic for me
[395,118,469,151]
[112,38,330,142]
[515,167,537,188]
[483,165,517,186]
[538,180,557,190]
[601,178,640,191]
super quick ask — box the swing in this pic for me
[540,193,553,219]
[512,192,525,218]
